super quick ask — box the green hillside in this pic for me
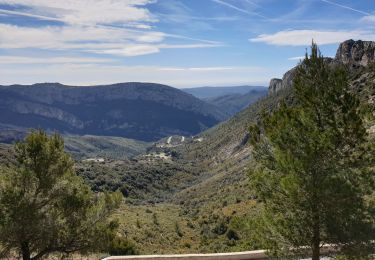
[64,135,150,159]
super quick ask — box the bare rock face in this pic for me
[335,39,375,67]
[268,67,297,94]
[268,39,375,95]
[268,78,282,94]
[281,67,297,89]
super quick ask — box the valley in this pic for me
[0,39,374,257]
[78,40,375,254]
[1,0,375,258]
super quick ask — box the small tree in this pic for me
[248,43,375,259]
[0,130,123,260]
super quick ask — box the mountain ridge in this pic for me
[0,82,228,142]
[182,86,266,99]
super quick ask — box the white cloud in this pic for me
[136,31,165,43]
[0,0,156,26]
[0,24,220,56]
[0,56,114,64]
[288,56,305,61]
[0,8,62,21]
[250,30,375,46]
[361,15,375,23]
[0,0,222,57]
[89,43,221,57]
[0,24,165,49]
[97,45,160,56]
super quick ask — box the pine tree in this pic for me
[248,43,375,259]
[0,130,123,260]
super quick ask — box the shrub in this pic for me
[175,222,183,237]
[108,237,138,256]
[152,213,159,226]
[226,229,239,240]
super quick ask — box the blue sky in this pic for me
[0,0,374,88]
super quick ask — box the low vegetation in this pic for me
[64,135,150,160]
[0,130,128,260]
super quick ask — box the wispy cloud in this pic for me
[0,24,163,49]
[244,0,260,8]
[0,0,156,26]
[0,56,114,64]
[156,13,238,22]
[250,29,375,46]
[94,45,160,57]
[0,21,220,57]
[0,1,161,56]
[0,8,62,22]
[361,15,375,23]
[288,56,305,61]
[92,43,222,57]
[321,0,370,16]
[211,0,267,19]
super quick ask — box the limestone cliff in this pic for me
[335,39,375,67]
[268,39,375,94]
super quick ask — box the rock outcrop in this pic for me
[268,68,297,94]
[335,39,375,67]
[269,39,375,95]
[268,78,282,94]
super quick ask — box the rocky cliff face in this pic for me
[268,78,282,94]
[269,39,375,94]
[268,68,297,94]
[335,39,375,67]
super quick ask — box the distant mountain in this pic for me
[0,82,228,142]
[182,85,266,99]
[203,89,267,117]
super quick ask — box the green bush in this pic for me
[226,229,239,240]
[175,222,183,237]
[152,213,159,226]
[212,221,227,235]
[108,237,138,256]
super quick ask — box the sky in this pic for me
[0,0,374,88]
